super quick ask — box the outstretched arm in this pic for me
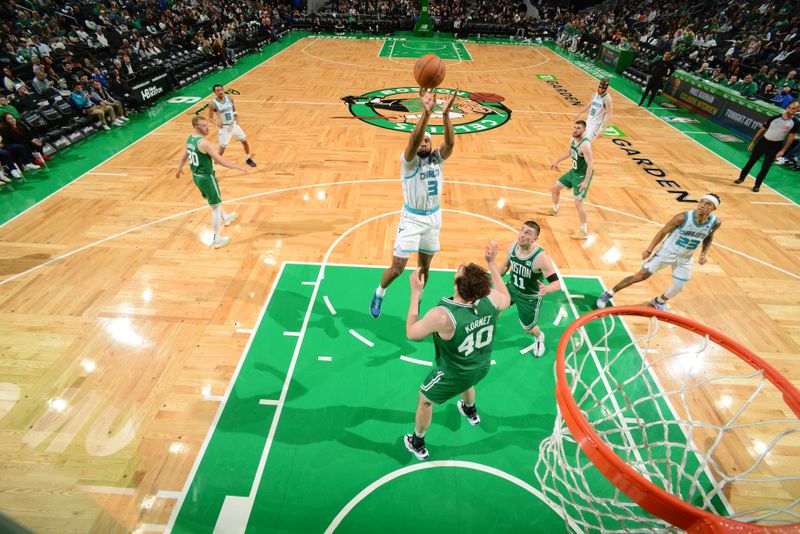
[485,240,511,311]
[579,141,593,193]
[698,220,721,265]
[550,147,571,169]
[439,89,457,160]
[643,212,684,259]
[198,139,247,172]
[535,253,561,296]
[407,269,452,340]
[403,90,435,162]
[572,101,590,120]
[175,150,188,179]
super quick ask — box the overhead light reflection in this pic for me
[169,442,186,454]
[317,190,326,200]
[48,398,68,412]
[80,359,96,373]
[580,234,597,249]
[200,230,214,246]
[496,198,505,209]
[601,247,621,263]
[142,289,152,302]
[104,317,151,349]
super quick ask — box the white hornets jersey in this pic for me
[212,96,235,126]
[400,149,444,215]
[587,92,609,127]
[659,210,719,258]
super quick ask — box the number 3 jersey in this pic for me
[400,149,444,215]
[434,296,499,373]
[658,210,719,259]
[506,243,546,300]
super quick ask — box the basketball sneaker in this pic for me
[650,297,667,311]
[212,236,231,249]
[532,332,546,358]
[245,158,257,167]
[596,290,613,308]
[548,206,559,216]
[570,230,589,239]
[370,291,383,318]
[457,400,480,425]
[404,434,429,461]
[223,212,238,226]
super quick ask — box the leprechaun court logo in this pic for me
[341,87,511,134]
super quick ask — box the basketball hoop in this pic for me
[534,306,800,533]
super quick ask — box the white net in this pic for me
[534,310,800,533]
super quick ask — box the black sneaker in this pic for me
[752,185,760,192]
[245,158,257,167]
[733,178,745,184]
[404,434,429,460]
[457,400,480,426]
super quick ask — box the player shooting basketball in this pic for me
[369,89,457,318]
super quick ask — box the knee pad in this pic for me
[664,278,687,299]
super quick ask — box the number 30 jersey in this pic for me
[659,211,719,258]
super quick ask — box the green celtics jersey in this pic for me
[433,296,499,372]
[570,137,589,174]
[186,134,214,176]
[507,244,545,299]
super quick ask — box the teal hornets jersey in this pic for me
[659,211,719,258]
[506,244,545,299]
[434,296,499,372]
[212,96,235,125]
[401,149,443,214]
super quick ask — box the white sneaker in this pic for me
[120,116,130,122]
[650,298,667,312]
[0,173,11,183]
[23,163,40,170]
[113,119,124,126]
[10,168,22,179]
[223,212,238,226]
[596,290,613,308]
[775,157,787,165]
[102,124,111,131]
[532,332,546,358]
[212,236,231,249]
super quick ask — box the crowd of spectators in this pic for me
[555,0,800,167]
[0,0,293,186]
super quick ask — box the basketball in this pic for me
[414,54,446,89]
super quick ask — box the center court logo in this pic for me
[342,87,511,134]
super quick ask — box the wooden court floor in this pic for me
[0,37,798,533]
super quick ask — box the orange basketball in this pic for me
[414,54,446,89]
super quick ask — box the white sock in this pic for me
[655,296,666,304]
[607,289,615,296]
[212,205,222,237]
[464,401,474,408]
[245,153,251,160]
[552,203,559,211]
[414,430,425,439]
[580,224,588,233]
[375,286,385,297]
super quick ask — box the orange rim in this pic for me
[555,306,800,533]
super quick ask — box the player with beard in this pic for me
[370,89,457,318]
